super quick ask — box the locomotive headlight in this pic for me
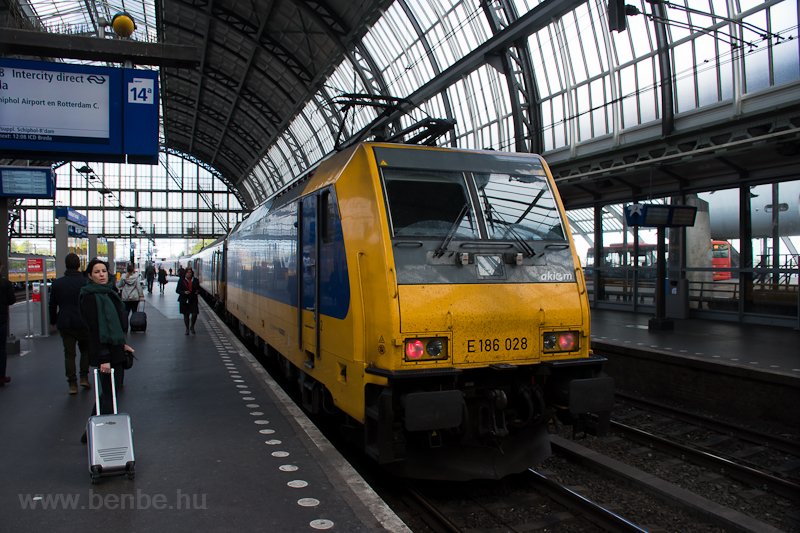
[426,339,444,357]
[404,337,448,361]
[543,331,579,353]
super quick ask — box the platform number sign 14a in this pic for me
[128,77,154,105]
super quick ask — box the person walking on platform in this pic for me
[176,266,200,335]
[49,253,90,394]
[79,258,135,443]
[157,265,168,294]
[144,263,156,294]
[117,264,144,329]
[0,262,17,388]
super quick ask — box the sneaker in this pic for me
[68,382,78,395]
[191,327,196,334]
[0,376,10,386]
[80,377,91,390]
[185,329,190,335]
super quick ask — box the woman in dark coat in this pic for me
[176,266,200,335]
[157,266,168,294]
[80,258,135,441]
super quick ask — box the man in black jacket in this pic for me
[0,262,16,387]
[49,253,90,394]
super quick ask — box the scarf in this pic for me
[80,282,125,346]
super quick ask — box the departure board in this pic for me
[0,166,54,198]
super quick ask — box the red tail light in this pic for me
[543,331,580,353]
[558,332,577,351]
[405,339,425,360]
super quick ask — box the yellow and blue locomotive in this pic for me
[196,142,613,480]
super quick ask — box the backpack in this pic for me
[120,279,140,301]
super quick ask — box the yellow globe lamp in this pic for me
[111,12,136,38]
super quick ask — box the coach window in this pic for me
[321,189,337,244]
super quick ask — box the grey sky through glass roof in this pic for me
[20,0,157,41]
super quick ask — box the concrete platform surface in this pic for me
[0,280,408,532]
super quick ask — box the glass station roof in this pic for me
[18,0,157,41]
[9,0,800,209]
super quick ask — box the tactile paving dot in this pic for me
[246,404,260,408]
[250,411,264,416]
[298,498,320,507]
[310,519,334,530]
[271,451,290,458]
[259,429,275,435]
[279,465,299,472]
[254,420,270,425]
[287,480,308,488]
[264,439,282,445]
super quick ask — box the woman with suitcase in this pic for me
[79,258,135,443]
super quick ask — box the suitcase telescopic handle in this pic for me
[93,367,119,416]
[93,368,101,416]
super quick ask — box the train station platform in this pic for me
[590,308,800,427]
[590,308,799,376]
[0,278,408,532]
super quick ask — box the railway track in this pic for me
[397,470,647,533]
[610,396,800,501]
[615,392,800,457]
[551,393,799,532]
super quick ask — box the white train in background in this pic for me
[702,181,800,239]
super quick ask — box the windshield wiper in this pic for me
[434,204,470,258]
[487,216,535,258]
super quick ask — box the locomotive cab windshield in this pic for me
[381,160,566,245]
[377,146,574,285]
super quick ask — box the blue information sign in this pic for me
[0,58,158,163]
[123,68,159,163]
[625,204,697,227]
[55,206,88,227]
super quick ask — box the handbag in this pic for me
[124,350,137,370]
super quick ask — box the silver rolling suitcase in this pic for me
[87,368,135,483]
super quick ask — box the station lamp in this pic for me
[111,12,136,38]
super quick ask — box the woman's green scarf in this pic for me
[80,282,125,346]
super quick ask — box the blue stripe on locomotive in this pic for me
[227,194,350,319]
